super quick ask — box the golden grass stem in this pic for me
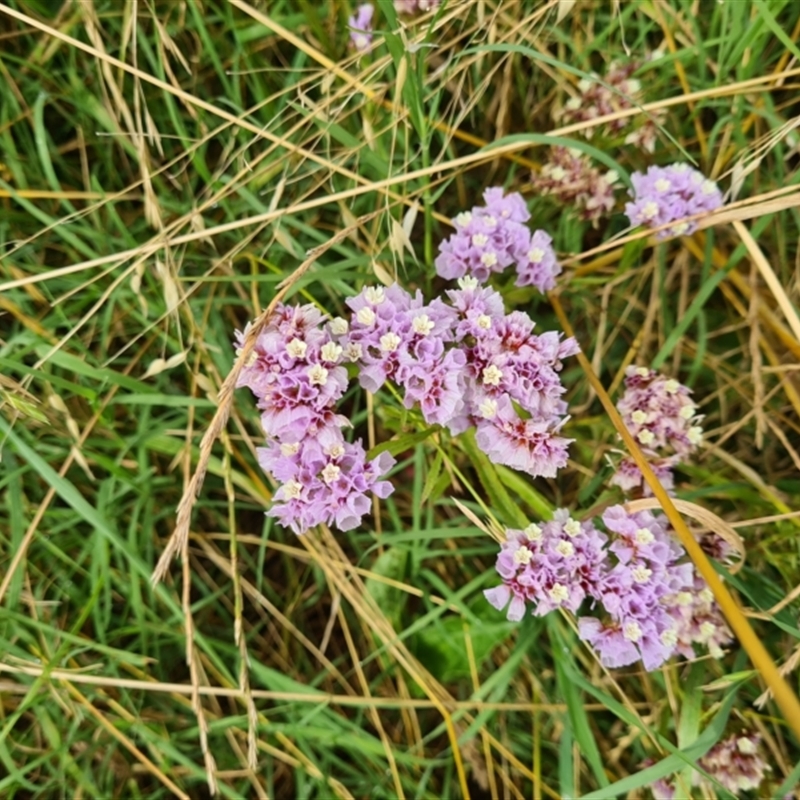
[550,294,800,743]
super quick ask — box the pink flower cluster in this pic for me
[625,163,723,239]
[610,366,703,496]
[339,280,580,479]
[235,304,395,535]
[560,61,664,153]
[651,731,769,798]
[532,146,619,224]
[485,505,733,672]
[435,188,562,291]
[237,277,579,533]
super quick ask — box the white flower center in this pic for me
[631,410,647,425]
[329,317,349,335]
[527,247,545,263]
[550,166,567,181]
[455,211,472,227]
[623,621,642,642]
[563,519,581,537]
[364,286,385,305]
[654,178,671,192]
[737,737,757,755]
[638,429,655,445]
[308,364,329,386]
[671,222,690,236]
[675,591,692,607]
[321,342,343,363]
[280,442,300,457]
[548,583,569,603]
[631,565,652,584]
[457,276,479,290]
[471,233,488,247]
[380,332,402,353]
[523,523,542,541]
[325,442,345,458]
[513,546,532,565]
[345,342,363,362]
[480,252,498,267]
[412,314,435,335]
[322,463,341,485]
[699,621,716,639]
[699,588,714,605]
[283,479,303,500]
[679,404,695,420]
[701,179,718,195]
[477,314,492,330]
[664,379,680,394]
[356,306,376,326]
[482,365,503,386]
[660,628,678,647]
[479,398,498,419]
[640,201,659,220]
[688,426,703,445]
[556,540,574,558]
[634,527,654,545]
[482,214,497,228]
[286,338,307,358]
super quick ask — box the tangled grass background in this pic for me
[2,1,800,797]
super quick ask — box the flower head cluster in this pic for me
[485,505,732,672]
[610,367,703,496]
[335,280,580,479]
[578,507,694,671]
[395,0,439,13]
[698,732,770,794]
[348,3,374,51]
[435,187,562,291]
[625,163,723,239]
[532,146,619,224]
[236,303,394,535]
[484,511,608,621]
[650,732,769,798]
[559,61,664,153]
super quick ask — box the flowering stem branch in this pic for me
[549,293,800,743]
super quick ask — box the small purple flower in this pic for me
[514,229,562,292]
[617,367,703,458]
[624,164,723,239]
[435,191,529,282]
[475,394,573,479]
[264,437,395,535]
[348,4,374,52]
[484,510,607,621]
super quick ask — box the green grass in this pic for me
[2,0,800,797]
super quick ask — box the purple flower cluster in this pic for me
[235,303,395,535]
[624,163,723,239]
[698,732,770,794]
[485,505,732,672]
[532,146,619,225]
[435,188,562,291]
[610,366,703,496]
[334,280,580,479]
[348,3,374,51]
[559,61,664,153]
[651,731,769,798]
